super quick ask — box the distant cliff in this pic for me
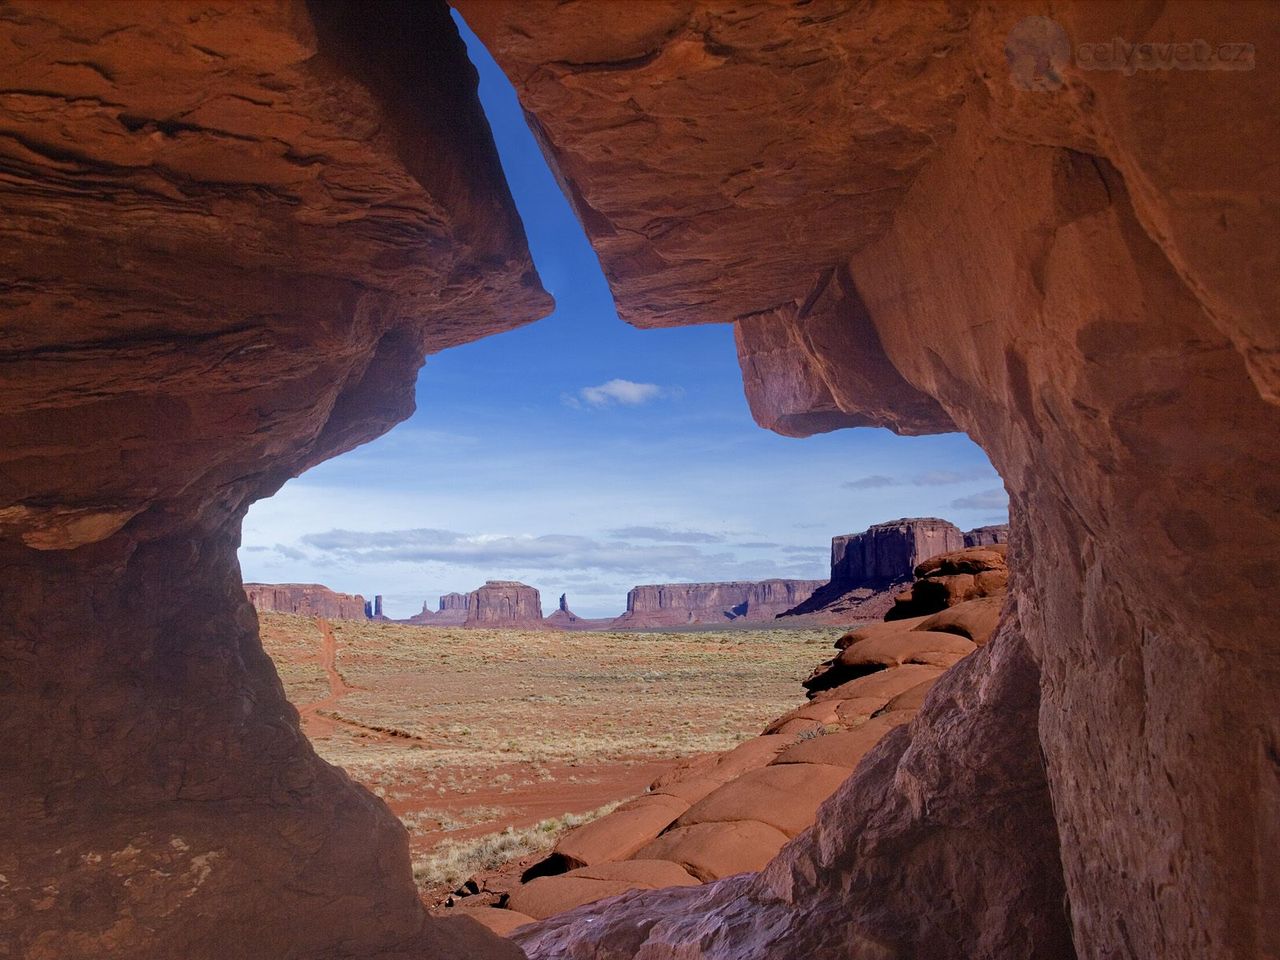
[405,591,469,626]
[783,518,971,621]
[963,524,1010,547]
[244,583,367,621]
[613,578,824,628]
[465,581,544,627]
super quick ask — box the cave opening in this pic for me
[238,8,1009,922]
[5,3,1275,960]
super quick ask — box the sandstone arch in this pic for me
[2,3,1276,959]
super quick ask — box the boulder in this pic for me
[449,906,538,939]
[810,663,947,704]
[634,821,791,883]
[674,763,851,838]
[773,715,913,768]
[508,861,699,920]
[548,794,689,870]
[887,546,1010,620]
[917,595,1005,645]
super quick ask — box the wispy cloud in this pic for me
[607,525,724,544]
[299,527,733,575]
[843,467,997,490]
[949,488,1009,511]
[563,379,678,409]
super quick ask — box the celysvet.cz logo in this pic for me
[1005,16,1256,91]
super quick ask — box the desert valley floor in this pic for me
[259,613,838,901]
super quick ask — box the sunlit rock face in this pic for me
[0,2,547,958]
[464,2,1280,959]
[466,580,545,627]
[244,582,368,620]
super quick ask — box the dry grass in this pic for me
[258,612,844,882]
[410,801,622,892]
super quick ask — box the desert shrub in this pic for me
[410,800,621,892]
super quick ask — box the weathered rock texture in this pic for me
[462,3,1280,959]
[831,518,964,583]
[614,579,823,628]
[544,593,615,631]
[406,592,470,626]
[887,545,1010,622]
[0,2,548,958]
[964,524,1010,548]
[460,564,1009,928]
[783,518,965,622]
[465,580,545,628]
[245,582,367,621]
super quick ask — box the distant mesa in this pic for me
[613,579,825,629]
[406,591,468,626]
[465,580,544,628]
[963,524,1009,547]
[545,593,614,631]
[779,518,1008,623]
[244,583,367,621]
[245,519,1012,630]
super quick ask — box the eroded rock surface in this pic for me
[463,3,1280,958]
[1,2,548,958]
[614,579,824,628]
[245,582,368,621]
[466,580,545,628]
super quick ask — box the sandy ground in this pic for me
[259,612,844,900]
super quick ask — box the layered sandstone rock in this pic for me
[963,524,1010,547]
[782,518,965,622]
[465,581,545,628]
[6,2,1278,960]
[463,4,1280,959]
[886,544,1010,621]
[831,518,964,583]
[407,592,470,626]
[468,582,1007,927]
[0,2,548,958]
[244,582,367,621]
[614,579,823,628]
[544,593,615,631]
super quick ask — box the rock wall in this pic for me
[963,524,1010,547]
[461,3,1280,958]
[615,579,823,628]
[244,582,368,621]
[830,518,965,583]
[465,581,545,627]
[739,579,828,620]
[440,592,469,612]
[0,2,547,958]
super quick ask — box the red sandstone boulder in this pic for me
[773,714,912,768]
[673,763,851,838]
[548,794,689,870]
[633,821,791,883]
[917,595,1005,646]
[886,545,1010,620]
[508,860,699,920]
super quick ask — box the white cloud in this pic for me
[574,379,668,408]
[949,488,1009,511]
[844,467,998,490]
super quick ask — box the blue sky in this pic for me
[238,15,1007,618]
